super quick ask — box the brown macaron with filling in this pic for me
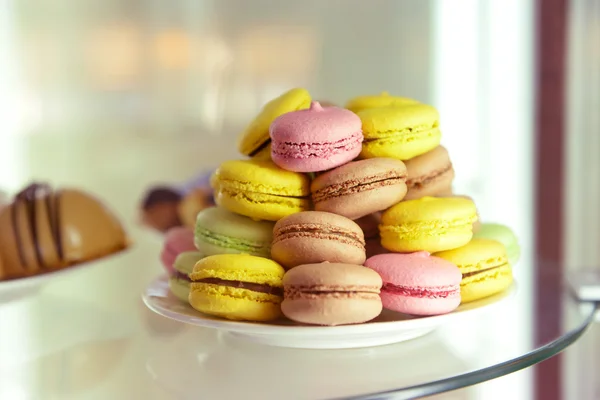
[311,158,407,220]
[282,262,383,326]
[404,145,455,200]
[271,211,366,270]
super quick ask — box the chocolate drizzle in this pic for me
[11,183,63,268]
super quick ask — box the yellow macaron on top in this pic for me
[211,159,311,198]
[433,239,509,275]
[345,92,419,114]
[359,103,440,138]
[190,254,285,287]
[236,88,312,158]
[382,196,477,225]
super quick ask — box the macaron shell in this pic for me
[282,262,382,288]
[271,212,366,269]
[473,223,521,265]
[432,239,508,275]
[189,284,282,321]
[236,88,311,157]
[211,159,311,221]
[281,296,382,326]
[365,252,462,287]
[160,227,196,273]
[212,159,310,198]
[168,277,191,303]
[270,102,363,173]
[358,104,441,160]
[460,264,513,303]
[311,158,407,219]
[379,197,477,253]
[173,251,205,275]
[345,92,419,113]
[404,146,455,200]
[194,207,274,257]
[215,190,311,221]
[190,254,285,287]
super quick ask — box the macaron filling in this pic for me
[406,164,453,189]
[284,286,380,300]
[273,224,366,248]
[271,131,363,159]
[196,278,283,296]
[312,172,407,202]
[172,270,192,282]
[382,283,460,299]
[249,139,271,157]
[195,227,271,254]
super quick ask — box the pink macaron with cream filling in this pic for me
[160,226,196,274]
[364,251,461,316]
[270,101,363,172]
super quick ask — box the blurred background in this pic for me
[0,0,598,399]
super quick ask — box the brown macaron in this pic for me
[311,158,408,220]
[354,213,388,258]
[271,211,366,269]
[282,262,383,326]
[404,145,455,200]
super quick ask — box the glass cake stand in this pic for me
[0,233,596,400]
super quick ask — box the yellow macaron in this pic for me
[433,239,513,303]
[345,92,419,114]
[189,254,285,321]
[358,103,441,160]
[211,159,311,221]
[379,196,478,253]
[236,88,312,159]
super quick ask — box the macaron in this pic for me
[451,195,482,233]
[270,101,363,172]
[281,263,383,326]
[358,104,441,161]
[271,211,366,269]
[237,88,312,160]
[194,206,274,257]
[310,158,407,219]
[365,252,462,316]
[434,239,513,303]
[169,251,204,302]
[345,92,419,114]
[379,196,478,253]
[473,223,520,265]
[211,159,311,221]
[404,146,455,200]
[355,213,388,258]
[160,227,196,274]
[189,254,285,321]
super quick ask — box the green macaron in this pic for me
[473,223,520,266]
[194,206,275,257]
[169,251,204,302]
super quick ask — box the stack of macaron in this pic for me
[158,88,520,326]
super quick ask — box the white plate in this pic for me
[0,248,130,304]
[142,275,517,349]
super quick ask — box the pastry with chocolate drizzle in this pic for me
[0,183,128,280]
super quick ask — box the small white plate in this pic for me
[142,275,517,349]
[0,248,130,304]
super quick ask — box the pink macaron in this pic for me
[160,226,196,274]
[270,101,363,172]
[364,252,461,316]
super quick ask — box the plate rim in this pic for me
[0,247,131,292]
[142,274,517,335]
